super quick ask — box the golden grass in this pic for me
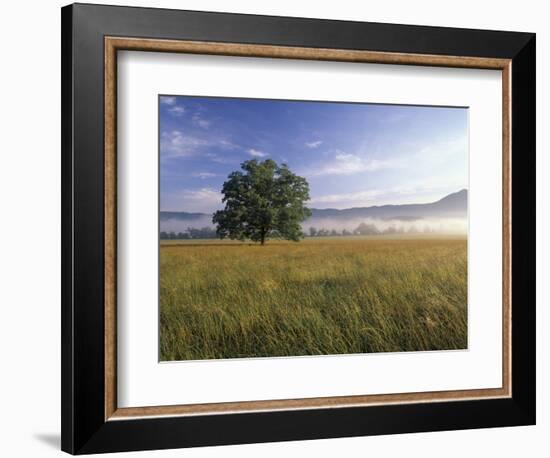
[160,237,467,360]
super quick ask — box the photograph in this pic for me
[159,95,469,361]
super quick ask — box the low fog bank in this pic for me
[160,214,467,237]
[302,216,467,236]
[160,215,214,233]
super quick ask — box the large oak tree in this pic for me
[213,159,311,245]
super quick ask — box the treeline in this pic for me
[160,222,438,240]
[307,222,435,237]
[160,227,217,240]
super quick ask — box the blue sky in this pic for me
[160,95,468,213]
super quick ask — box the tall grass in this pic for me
[160,237,467,361]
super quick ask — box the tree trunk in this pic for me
[260,227,268,245]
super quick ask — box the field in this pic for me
[159,236,467,361]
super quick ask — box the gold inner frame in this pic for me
[104,37,512,421]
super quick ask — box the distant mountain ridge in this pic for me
[309,189,467,220]
[160,189,468,223]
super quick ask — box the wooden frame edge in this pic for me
[502,61,512,401]
[104,36,512,421]
[105,36,510,69]
[105,38,118,420]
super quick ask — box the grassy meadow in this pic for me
[159,236,467,361]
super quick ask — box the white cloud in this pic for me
[160,96,176,105]
[205,153,235,164]
[183,188,220,201]
[305,140,323,148]
[389,179,467,199]
[168,105,185,116]
[248,148,268,158]
[193,172,218,179]
[165,188,222,213]
[161,131,239,160]
[218,139,239,150]
[160,96,185,115]
[192,113,211,129]
[414,137,467,161]
[160,130,206,158]
[306,152,396,177]
[309,184,466,210]
[309,189,384,206]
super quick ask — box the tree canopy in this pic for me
[213,159,311,245]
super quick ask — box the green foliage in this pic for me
[159,237,468,360]
[213,159,311,244]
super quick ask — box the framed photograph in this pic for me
[61,3,536,454]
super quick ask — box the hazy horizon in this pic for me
[160,188,467,215]
[160,188,468,236]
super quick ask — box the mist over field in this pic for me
[160,189,468,236]
[160,215,214,233]
[302,216,467,235]
[160,215,466,235]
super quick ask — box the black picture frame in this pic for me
[61,3,536,454]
